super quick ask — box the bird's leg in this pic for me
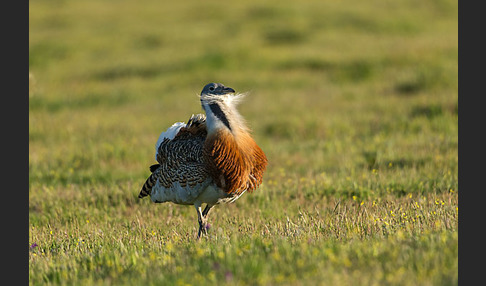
[196,205,206,239]
[202,204,213,220]
[196,204,215,239]
[202,204,214,234]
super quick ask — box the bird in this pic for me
[139,83,268,238]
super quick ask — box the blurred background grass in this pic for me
[29,0,457,189]
[29,0,458,284]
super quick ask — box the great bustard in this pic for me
[139,83,268,238]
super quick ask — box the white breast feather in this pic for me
[155,122,185,160]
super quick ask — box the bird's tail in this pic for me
[138,164,160,198]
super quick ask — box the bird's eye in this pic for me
[209,86,215,91]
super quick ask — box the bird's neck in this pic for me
[201,95,267,194]
[202,99,247,137]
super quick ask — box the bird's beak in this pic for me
[223,86,235,94]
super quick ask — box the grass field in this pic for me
[29,0,458,285]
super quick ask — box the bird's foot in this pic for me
[197,221,211,239]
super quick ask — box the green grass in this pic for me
[29,0,458,285]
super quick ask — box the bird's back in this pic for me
[139,114,213,204]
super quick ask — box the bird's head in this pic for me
[200,82,235,98]
[199,83,247,134]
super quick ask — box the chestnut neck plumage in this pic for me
[201,94,267,195]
